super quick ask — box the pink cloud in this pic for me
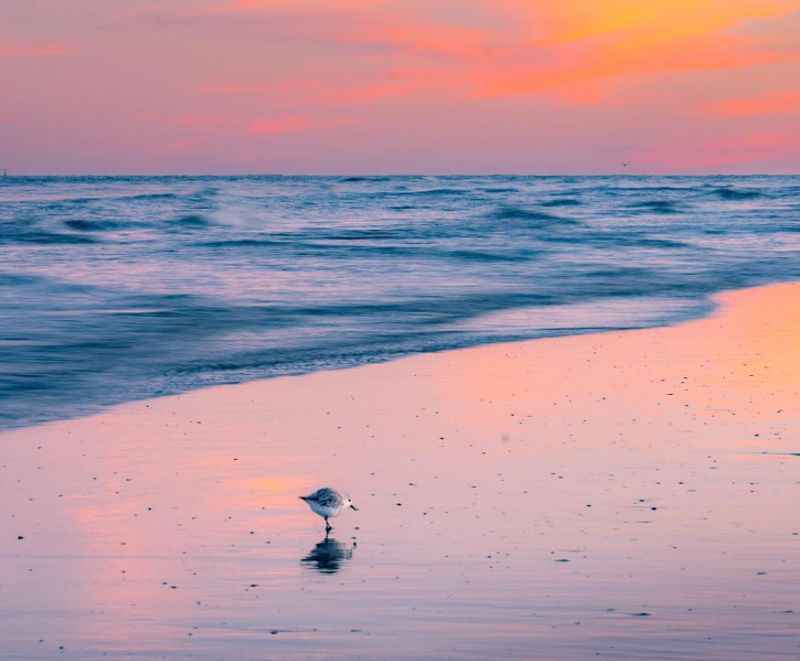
[139,112,320,137]
[0,42,67,57]
[634,130,800,171]
[248,116,313,135]
[706,91,800,117]
[172,114,229,129]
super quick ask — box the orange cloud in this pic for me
[199,1,800,107]
[513,0,799,44]
[231,0,371,8]
[347,22,490,59]
[465,1,800,98]
[708,91,800,117]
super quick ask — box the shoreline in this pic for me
[2,281,799,659]
[0,282,725,434]
[0,289,715,434]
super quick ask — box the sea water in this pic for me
[1,174,798,428]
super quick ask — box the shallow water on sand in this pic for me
[1,285,799,659]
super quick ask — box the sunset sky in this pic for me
[2,1,799,174]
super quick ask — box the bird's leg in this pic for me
[324,517,332,534]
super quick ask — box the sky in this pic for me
[1,1,799,174]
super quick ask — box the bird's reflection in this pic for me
[301,535,355,574]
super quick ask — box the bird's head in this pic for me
[345,496,359,512]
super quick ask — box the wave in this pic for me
[37,192,183,207]
[64,219,131,232]
[126,192,181,202]
[339,176,392,183]
[198,238,285,248]
[712,187,764,201]
[443,249,535,263]
[0,273,40,286]
[169,214,210,228]
[541,198,582,207]
[196,238,535,264]
[313,228,407,241]
[589,186,697,194]
[488,206,579,225]
[628,200,681,214]
[772,224,800,233]
[0,231,100,245]
[385,188,468,197]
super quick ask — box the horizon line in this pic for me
[2,172,799,178]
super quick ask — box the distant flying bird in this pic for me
[300,487,358,533]
[622,162,631,168]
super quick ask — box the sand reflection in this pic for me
[301,536,355,574]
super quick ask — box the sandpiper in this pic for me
[300,487,358,533]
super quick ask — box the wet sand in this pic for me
[1,283,799,660]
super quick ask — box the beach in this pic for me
[1,282,799,660]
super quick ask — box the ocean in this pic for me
[1,174,799,429]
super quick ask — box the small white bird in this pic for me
[300,487,358,533]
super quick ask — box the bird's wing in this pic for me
[310,488,343,507]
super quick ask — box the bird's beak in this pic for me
[350,504,359,511]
